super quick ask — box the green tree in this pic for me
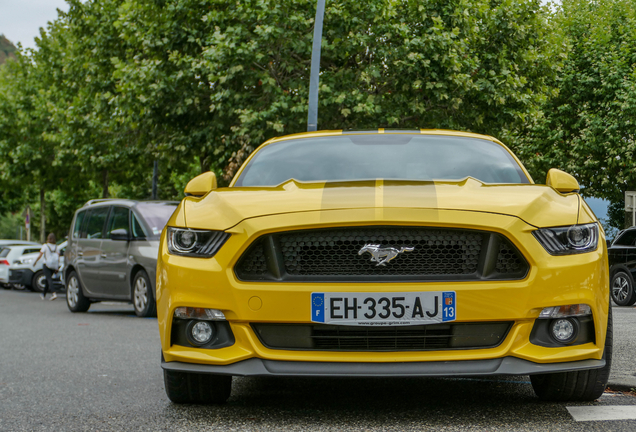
[523,0,636,208]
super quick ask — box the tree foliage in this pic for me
[0,0,562,238]
[523,0,636,204]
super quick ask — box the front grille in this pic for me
[252,322,513,351]
[235,226,528,282]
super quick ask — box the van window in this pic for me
[84,207,110,239]
[106,207,130,238]
[73,211,87,239]
[131,213,148,239]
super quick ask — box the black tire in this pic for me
[531,306,613,401]
[611,271,636,306]
[66,271,90,312]
[11,283,27,291]
[132,270,156,318]
[31,270,47,293]
[163,369,232,404]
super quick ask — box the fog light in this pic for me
[188,321,214,345]
[550,318,578,344]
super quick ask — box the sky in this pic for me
[0,0,69,50]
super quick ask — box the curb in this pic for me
[607,381,636,393]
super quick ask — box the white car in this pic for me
[8,241,66,292]
[0,240,40,247]
[0,244,43,287]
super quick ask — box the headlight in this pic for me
[167,227,229,257]
[22,258,34,265]
[532,223,599,255]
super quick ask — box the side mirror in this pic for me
[546,168,580,194]
[184,171,217,197]
[110,228,130,241]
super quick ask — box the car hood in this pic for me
[182,178,582,230]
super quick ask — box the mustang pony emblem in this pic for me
[358,244,415,266]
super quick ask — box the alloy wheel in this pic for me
[134,277,148,312]
[67,276,79,308]
[613,275,629,303]
[36,274,46,291]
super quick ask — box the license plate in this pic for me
[311,291,456,326]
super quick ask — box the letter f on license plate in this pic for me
[311,291,456,326]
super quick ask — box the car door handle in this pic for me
[100,253,107,258]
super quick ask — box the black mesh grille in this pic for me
[496,241,525,274]
[280,228,482,276]
[235,226,528,282]
[238,238,269,277]
[252,322,513,351]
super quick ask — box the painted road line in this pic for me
[568,406,636,421]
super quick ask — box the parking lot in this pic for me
[1,289,636,431]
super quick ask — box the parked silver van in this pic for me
[64,199,178,316]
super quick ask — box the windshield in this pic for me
[235,134,530,187]
[136,203,177,237]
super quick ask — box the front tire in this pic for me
[163,369,232,404]
[530,307,613,401]
[66,271,90,312]
[132,270,156,317]
[611,271,636,306]
[32,270,47,293]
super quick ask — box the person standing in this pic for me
[33,233,61,300]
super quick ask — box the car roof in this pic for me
[0,240,40,246]
[266,129,500,144]
[1,244,42,250]
[81,199,179,209]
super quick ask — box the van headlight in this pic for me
[532,223,598,255]
[167,227,229,257]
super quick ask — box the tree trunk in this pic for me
[40,188,45,243]
[102,170,109,198]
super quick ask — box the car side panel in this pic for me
[76,238,104,296]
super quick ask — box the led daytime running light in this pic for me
[174,307,226,321]
[539,304,591,319]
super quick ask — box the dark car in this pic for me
[608,227,636,305]
[64,199,177,316]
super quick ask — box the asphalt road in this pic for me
[1,289,636,431]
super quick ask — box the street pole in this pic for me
[152,160,158,200]
[307,0,326,132]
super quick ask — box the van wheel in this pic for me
[132,270,156,317]
[66,271,90,312]
[531,307,612,401]
[611,271,636,306]
[32,271,47,293]
[163,369,232,404]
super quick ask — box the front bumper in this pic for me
[161,356,605,377]
[157,208,609,373]
[9,268,34,286]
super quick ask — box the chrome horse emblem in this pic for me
[358,244,415,266]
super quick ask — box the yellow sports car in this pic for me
[157,129,610,404]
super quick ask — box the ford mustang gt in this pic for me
[157,130,610,403]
